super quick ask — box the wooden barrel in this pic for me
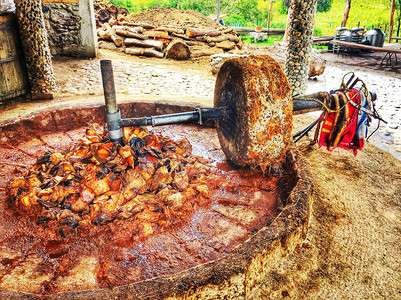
[0,13,28,102]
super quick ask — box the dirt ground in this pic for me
[1,48,401,299]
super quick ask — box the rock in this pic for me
[249,32,268,42]
[210,53,248,75]
[216,40,236,51]
[307,48,326,77]
[165,39,190,60]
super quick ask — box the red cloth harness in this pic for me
[318,89,364,155]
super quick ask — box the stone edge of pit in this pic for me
[0,101,313,300]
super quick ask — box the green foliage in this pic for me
[316,0,333,13]
[109,0,134,12]
[148,0,166,8]
[395,0,401,21]
[108,0,394,38]
[241,34,283,46]
[279,0,332,14]
[280,1,288,15]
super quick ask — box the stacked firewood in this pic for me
[94,6,245,60]
[94,0,129,26]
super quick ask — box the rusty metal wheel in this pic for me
[214,55,293,168]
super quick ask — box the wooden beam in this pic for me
[331,40,401,53]
[389,0,396,43]
[267,0,274,37]
[341,0,351,28]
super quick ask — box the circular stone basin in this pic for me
[0,101,312,299]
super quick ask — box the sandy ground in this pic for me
[0,48,400,299]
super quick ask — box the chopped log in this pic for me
[232,27,285,35]
[113,26,147,39]
[155,27,185,35]
[124,38,164,51]
[185,40,207,46]
[113,25,143,33]
[154,37,172,45]
[143,30,173,40]
[186,28,221,38]
[98,9,110,22]
[190,47,224,58]
[206,34,240,44]
[108,4,118,14]
[123,22,155,29]
[126,47,164,58]
[219,27,234,34]
[108,17,117,26]
[165,39,190,60]
[117,7,129,16]
[171,32,194,41]
[116,14,126,22]
[98,23,124,47]
[216,40,236,51]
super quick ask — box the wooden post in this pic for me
[389,0,396,43]
[217,0,220,24]
[283,6,293,44]
[341,0,351,28]
[267,0,273,37]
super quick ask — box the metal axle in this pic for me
[100,60,331,143]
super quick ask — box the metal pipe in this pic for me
[119,108,227,128]
[100,60,123,144]
[100,60,117,114]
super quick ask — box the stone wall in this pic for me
[42,0,97,58]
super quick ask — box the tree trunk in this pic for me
[124,38,164,51]
[283,6,293,44]
[14,0,56,100]
[267,0,273,37]
[285,0,318,95]
[388,0,396,42]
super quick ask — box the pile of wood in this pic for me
[94,1,129,27]
[94,6,245,60]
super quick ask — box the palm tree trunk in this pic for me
[14,0,56,99]
[285,0,318,96]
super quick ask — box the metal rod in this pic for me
[292,92,330,115]
[100,60,123,144]
[119,108,227,128]
[100,60,117,114]
[293,119,319,143]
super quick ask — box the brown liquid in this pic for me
[0,125,292,294]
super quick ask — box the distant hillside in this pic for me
[110,0,395,36]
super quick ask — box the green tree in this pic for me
[393,0,401,39]
[281,0,332,14]
[316,0,333,13]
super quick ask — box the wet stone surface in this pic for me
[61,59,215,99]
